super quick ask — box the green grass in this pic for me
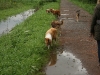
[0,1,60,75]
[69,0,96,14]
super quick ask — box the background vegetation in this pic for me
[0,0,57,20]
[0,0,60,75]
[69,0,96,14]
[0,0,57,10]
[72,0,97,3]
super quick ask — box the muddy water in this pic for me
[45,50,89,75]
[0,9,35,35]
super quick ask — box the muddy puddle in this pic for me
[45,50,89,75]
[0,9,35,35]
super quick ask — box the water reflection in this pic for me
[48,51,57,66]
[45,50,88,75]
[0,9,35,35]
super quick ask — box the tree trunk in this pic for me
[97,0,100,4]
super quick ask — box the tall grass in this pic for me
[69,0,96,14]
[0,0,60,75]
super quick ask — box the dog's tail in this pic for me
[60,19,63,25]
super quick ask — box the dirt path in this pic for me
[59,0,100,75]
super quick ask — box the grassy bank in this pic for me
[69,0,96,14]
[0,0,60,75]
[0,4,34,21]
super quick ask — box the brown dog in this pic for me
[51,19,63,28]
[76,10,80,22]
[51,19,63,36]
[51,9,60,18]
[45,28,57,49]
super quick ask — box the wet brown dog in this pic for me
[51,19,63,36]
[51,9,60,18]
[45,28,57,49]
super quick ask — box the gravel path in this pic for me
[59,0,100,75]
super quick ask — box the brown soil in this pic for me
[59,0,100,75]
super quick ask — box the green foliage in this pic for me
[73,0,97,3]
[0,1,60,75]
[0,0,57,10]
[0,0,59,20]
[69,0,96,14]
[0,1,42,20]
[46,0,57,2]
